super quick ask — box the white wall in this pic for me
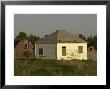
[57,43,87,60]
[35,44,56,60]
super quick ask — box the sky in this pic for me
[14,14,97,38]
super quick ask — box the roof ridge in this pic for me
[36,30,87,44]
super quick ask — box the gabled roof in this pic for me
[36,30,87,44]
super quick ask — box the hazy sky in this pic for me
[14,14,97,38]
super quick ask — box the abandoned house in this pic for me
[35,30,87,60]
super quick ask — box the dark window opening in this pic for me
[24,45,27,49]
[90,48,92,51]
[78,46,83,53]
[62,46,66,56]
[39,48,43,55]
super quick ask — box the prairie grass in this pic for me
[14,58,97,76]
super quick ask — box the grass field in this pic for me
[14,59,97,76]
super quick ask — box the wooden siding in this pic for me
[87,46,97,60]
[14,39,34,58]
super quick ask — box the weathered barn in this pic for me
[14,39,34,58]
[35,30,87,60]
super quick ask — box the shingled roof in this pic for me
[36,30,87,44]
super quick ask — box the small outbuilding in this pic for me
[15,39,34,58]
[35,30,87,60]
[87,46,97,60]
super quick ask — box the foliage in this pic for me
[14,32,40,47]
[28,34,40,44]
[14,59,97,76]
[14,32,27,47]
[87,35,97,49]
[79,34,97,50]
[79,34,87,41]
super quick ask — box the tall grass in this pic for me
[14,59,97,76]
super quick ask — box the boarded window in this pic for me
[39,48,43,55]
[62,46,66,56]
[78,46,83,53]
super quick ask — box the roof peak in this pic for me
[36,29,87,44]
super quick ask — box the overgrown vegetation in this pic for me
[14,59,97,76]
[14,32,40,47]
[79,34,97,50]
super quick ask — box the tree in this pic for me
[14,32,27,47]
[14,32,40,47]
[92,35,97,49]
[79,34,86,41]
[78,34,97,50]
[87,35,97,50]
[28,34,40,44]
[87,35,92,48]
